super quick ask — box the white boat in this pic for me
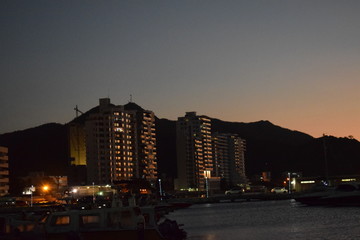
[0,205,186,240]
[43,206,164,240]
[295,182,360,206]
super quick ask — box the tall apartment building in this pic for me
[85,98,157,185]
[86,98,134,184]
[0,146,9,196]
[124,102,157,184]
[212,133,247,187]
[176,112,214,191]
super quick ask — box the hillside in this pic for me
[0,123,69,193]
[156,118,360,181]
[1,117,360,194]
[211,119,314,177]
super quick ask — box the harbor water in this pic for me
[168,199,360,240]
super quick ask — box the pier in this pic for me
[168,193,296,205]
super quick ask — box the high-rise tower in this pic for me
[176,112,213,190]
[124,102,157,184]
[85,98,158,185]
[86,98,135,184]
[212,133,247,187]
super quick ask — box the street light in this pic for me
[204,170,211,198]
[30,185,35,207]
[158,179,163,201]
[43,185,49,192]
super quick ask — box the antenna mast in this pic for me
[74,105,84,118]
[323,134,329,185]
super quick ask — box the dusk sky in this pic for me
[1,1,360,139]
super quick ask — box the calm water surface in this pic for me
[168,199,360,240]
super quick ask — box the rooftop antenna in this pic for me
[74,105,84,118]
[130,94,133,103]
[322,133,329,185]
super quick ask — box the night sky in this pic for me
[1,1,360,139]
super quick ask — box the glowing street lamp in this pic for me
[30,185,35,207]
[158,179,163,201]
[204,170,211,198]
[43,185,49,192]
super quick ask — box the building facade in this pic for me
[176,112,213,191]
[125,103,158,184]
[69,123,87,166]
[212,133,247,188]
[85,98,158,185]
[0,146,9,196]
[86,98,134,184]
[68,108,90,185]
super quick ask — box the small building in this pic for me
[21,172,68,195]
[69,185,115,198]
[0,146,9,196]
[295,175,360,192]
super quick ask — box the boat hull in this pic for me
[46,228,164,240]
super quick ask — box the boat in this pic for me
[0,205,186,240]
[295,182,360,206]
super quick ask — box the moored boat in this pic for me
[295,182,360,206]
[0,205,186,240]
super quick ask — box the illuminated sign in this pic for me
[341,178,356,182]
[300,180,315,184]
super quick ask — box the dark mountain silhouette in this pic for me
[211,119,360,180]
[156,118,360,183]
[0,123,69,193]
[211,119,314,177]
[155,118,177,178]
[296,136,360,177]
[211,119,313,144]
[1,109,360,194]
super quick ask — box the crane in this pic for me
[74,105,84,118]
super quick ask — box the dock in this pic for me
[168,193,297,205]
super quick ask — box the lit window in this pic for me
[80,215,100,228]
[342,178,356,182]
[52,216,70,226]
[300,180,315,184]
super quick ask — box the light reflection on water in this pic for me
[168,200,360,240]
